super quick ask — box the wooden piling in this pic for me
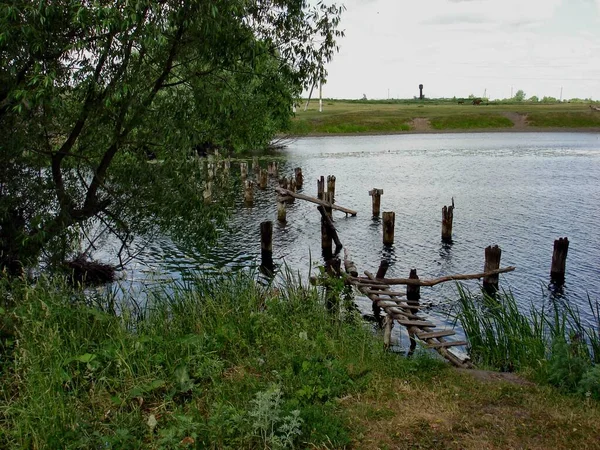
[203,181,212,204]
[289,176,296,193]
[369,188,384,217]
[277,201,287,223]
[343,248,358,277]
[252,157,259,173]
[441,198,454,242]
[317,176,325,200]
[294,167,304,188]
[259,169,268,189]
[406,269,421,303]
[268,161,278,177]
[483,245,502,294]
[327,175,336,203]
[321,206,333,256]
[550,237,569,284]
[223,158,230,175]
[244,180,254,204]
[240,162,248,179]
[382,211,395,245]
[260,221,274,272]
[376,260,390,279]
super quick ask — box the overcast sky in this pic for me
[317,0,600,100]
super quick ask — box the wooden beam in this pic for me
[426,340,467,349]
[275,187,357,216]
[416,330,456,339]
[354,266,516,287]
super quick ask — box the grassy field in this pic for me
[288,100,600,135]
[2,275,600,449]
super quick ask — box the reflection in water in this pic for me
[113,132,600,329]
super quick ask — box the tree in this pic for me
[0,1,344,274]
[529,95,539,103]
[513,90,526,102]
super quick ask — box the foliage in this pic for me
[0,272,440,448]
[513,89,526,102]
[0,0,344,273]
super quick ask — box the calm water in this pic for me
[116,132,600,342]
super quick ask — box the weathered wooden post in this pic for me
[441,198,454,242]
[223,158,230,175]
[260,221,274,272]
[324,191,334,214]
[483,245,502,295]
[327,175,336,203]
[406,269,421,303]
[244,180,254,205]
[207,163,215,180]
[259,169,268,189]
[382,211,395,245]
[252,157,259,174]
[203,181,212,204]
[550,237,569,284]
[289,176,297,193]
[240,162,248,179]
[294,167,304,188]
[268,161,278,177]
[277,201,287,223]
[376,260,390,279]
[383,315,394,350]
[369,188,384,217]
[321,204,333,257]
[317,176,325,200]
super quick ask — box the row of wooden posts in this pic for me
[260,173,571,289]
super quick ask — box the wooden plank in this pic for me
[366,290,406,297]
[396,319,436,327]
[426,340,467,349]
[416,330,456,340]
[275,187,357,215]
[371,299,423,310]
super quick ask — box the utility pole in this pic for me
[560,86,563,102]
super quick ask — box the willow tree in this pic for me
[0,0,344,273]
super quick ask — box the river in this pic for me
[113,132,600,345]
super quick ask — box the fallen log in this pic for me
[353,266,516,287]
[275,187,357,216]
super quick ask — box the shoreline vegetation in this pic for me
[2,274,600,448]
[288,99,600,136]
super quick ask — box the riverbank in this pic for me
[288,100,600,136]
[1,275,599,448]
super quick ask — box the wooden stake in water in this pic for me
[289,176,297,193]
[550,237,569,284]
[317,176,325,200]
[406,269,421,303]
[382,211,395,245]
[483,245,502,295]
[327,175,336,203]
[240,162,248,180]
[252,157,259,173]
[441,198,454,242]
[294,167,304,188]
[244,180,254,205]
[277,201,287,223]
[260,221,274,272]
[259,169,268,189]
[369,188,384,217]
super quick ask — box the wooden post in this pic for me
[317,176,325,200]
[383,314,394,350]
[550,237,569,284]
[260,221,274,272]
[294,167,304,188]
[369,188,384,217]
[321,207,333,257]
[327,175,336,203]
[203,181,212,204]
[382,211,395,245]
[406,269,421,303]
[441,198,454,242]
[252,157,259,173]
[244,180,254,205]
[207,162,215,180]
[240,162,248,179]
[483,245,502,295]
[259,169,268,189]
[376,260,390,279]
[223,158,230,175]
[289,176,296,193]
[277,201,287,223]
[268,161,278,177]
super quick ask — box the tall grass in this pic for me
[0,273,444,449]
[456,285,600,398]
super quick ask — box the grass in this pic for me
[2,275,600,449]
[288,100,600,135]
[455,286,600,397]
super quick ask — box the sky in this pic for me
[317,0,600,100]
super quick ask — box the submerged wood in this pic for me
[353,266,515,286]
[274,187,357,215]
